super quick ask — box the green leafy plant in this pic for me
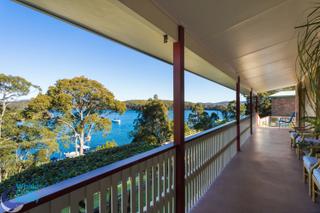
[302,116,320,136]
[296,5,320,119]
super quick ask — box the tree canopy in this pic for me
[0,74,40,138]
[188,103,220,131]
[131,95,172,145]
[0,74,44,182]
[257,93,271,117]
[24,76,126,155]
[224,100,246,121]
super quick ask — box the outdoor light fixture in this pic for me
[163,34,168,43]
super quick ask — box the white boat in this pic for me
[112,119,121,124]
[64,151,79,158]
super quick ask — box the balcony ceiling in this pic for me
[16,0,312,93]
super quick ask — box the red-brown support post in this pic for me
[255,95,259,127]
[255,95,258,113]
[173,26,185,213]
[236,76,241,151]
[250,89,253,135]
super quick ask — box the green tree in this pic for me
[241,103,247,116]
[210,111,220,123]
[257,93,271,117]
[168,121,198,139]
[131,95,172,145]
[0,74,45,181]
[0,139,17,182]
[0,74,40,139]
[226,100,246,120]
[183,122,197,136]
[15,120,58,166]
[188,103,219,131]
[226,101,237,120]
[25,76,126,155]
[0,81,54,180]
[244,96,251,115]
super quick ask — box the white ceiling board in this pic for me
[232,39,297,73]
[208,1,304,59]
[240,59,295,79]
[151,0,288,38]
[17,0,245,93]
[16,0,313,93]
[146,0,312,92]
[132,0,311,92]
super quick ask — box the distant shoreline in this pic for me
[9,99,242,111]
[125,99,230,111]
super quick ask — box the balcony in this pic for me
[3,0,320,212]
[4,117,251,213]
[5,119,320,212]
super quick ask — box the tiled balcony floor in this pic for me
[191,127,320,213]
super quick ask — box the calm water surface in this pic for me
[54,110,223,158]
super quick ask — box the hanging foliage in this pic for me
[296,4,320,118]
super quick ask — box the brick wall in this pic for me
[271,96,295,116]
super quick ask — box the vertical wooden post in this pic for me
[250,89,253,135]
[297,82,305,127]
[296,82,300,127]
[255,95,259,128]
[173,26,185,213]
[236,76,241,151]
[255,95,258,113]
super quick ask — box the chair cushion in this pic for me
[296,136,303,143]
[304,138,320,145]
[303,156,318,172]
[313,168,320,183]
[290,131,298,139]
[295,136,320,145]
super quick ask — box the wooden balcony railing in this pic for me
[5,117,251,213]
[185,116,251,211]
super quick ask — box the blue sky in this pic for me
[0,1,242,103]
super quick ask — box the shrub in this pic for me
[96,140,118,151]
[0,142,157,199]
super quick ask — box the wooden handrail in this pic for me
[186,126,250,180]
[185,115,250,143]
[14,144,175,212]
